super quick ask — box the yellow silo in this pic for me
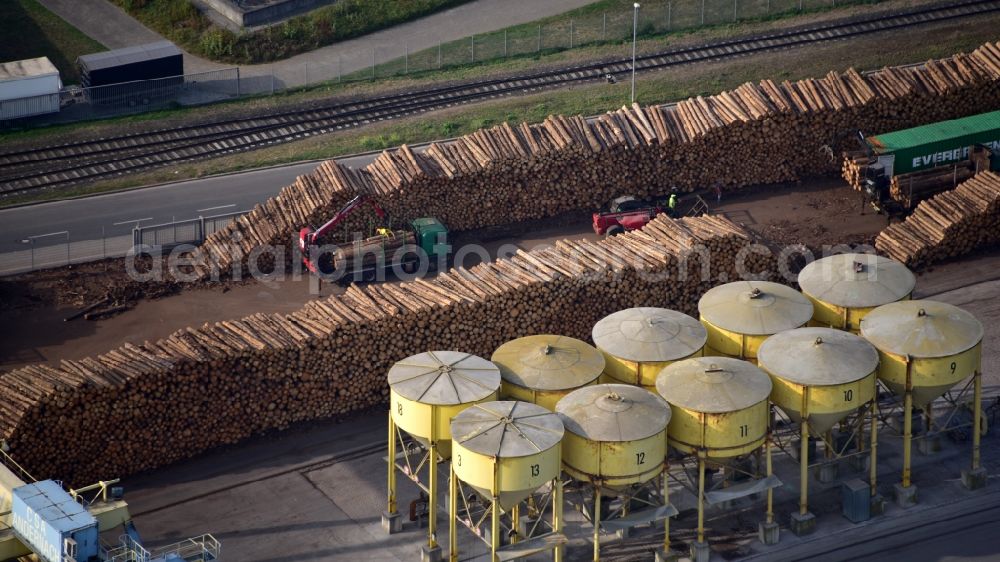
[757,327,880,532]
[384,351,501,556]
[492,335,604,411]
[655,357,778,556]
[556,384,675,562]
[698,281,813,363]
[448,401,566,562]
[860,300,985,501]
[798,253,915,332]
[592,307,707,389]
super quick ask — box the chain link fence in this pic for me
[132,211,246,249]
[2,68,241,128]
[0,211,246,276]
[0,232,132,276]
[2,0,881,126]
[346,0,880,81]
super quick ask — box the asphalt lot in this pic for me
[116,263,1000,562]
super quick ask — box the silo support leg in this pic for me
[511,505,519,545]
[697,459,705,543]
[973,370,982,471]
[758,433,779,545]
[382,414,402,534]
[869,399,886,515]
[799,419,809,516]
[902,389,913,488]
[690,458,709,562]
[894,379,918,508]
[387,414,396,513]
[790,418,816,536]
[428,441,438,549]
[491,497,501,562]
[593,487,602,562]
[663,469,671,553]
[553,480,563,562]
[766,436,773,524]
[962,370,987,490]
[449,466,458,562]
[869,400,878,496]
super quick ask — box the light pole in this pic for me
[632,2,640,104]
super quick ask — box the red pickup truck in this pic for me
[592,195,668,236]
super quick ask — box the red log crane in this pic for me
[298,195,387,274]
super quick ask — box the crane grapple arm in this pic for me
[312,195,387,241]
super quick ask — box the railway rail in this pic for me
[1,0,998,194]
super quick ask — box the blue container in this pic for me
[841,478,871,523]
[11,480,98,562]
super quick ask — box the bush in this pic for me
[359,132,403,150]
[111,0,476,65]
[199,28,236,58]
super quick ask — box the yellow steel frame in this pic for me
[448,467,563,562]
[667,432,773,549]
[767,389,879,517]
[565,461,674,562]
[872,369,983,492]
[385,413,444,551]
[767,387,878,515]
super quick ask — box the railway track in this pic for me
[2,0,998,194]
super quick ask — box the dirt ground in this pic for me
[711,176,885,251]
[0,174,887,371]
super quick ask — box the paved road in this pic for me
[0,155,376,253]
[39,0,596,86]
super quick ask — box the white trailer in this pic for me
[0,57,61,120]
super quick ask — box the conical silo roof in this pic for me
[592,307,707,362]
[388,351,501,406]
[655,357,771,413]
[757,327,879,386]
[451,401,564,458]
[797,253,915,308]
[556,384,670,442]
[492,335,604,391]
[860,300,983,359]
[699,281,813,336]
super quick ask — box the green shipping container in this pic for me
[867,110,1000,175]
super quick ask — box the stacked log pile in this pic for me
[843,151,978,208]
[194,43,1000,279]
[875,171,1000,268]
[889,162,977,208]
[841,149,873,191]
[0,215,774,483]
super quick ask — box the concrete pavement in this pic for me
[38,0,597,87]
[116,269,1000,562]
